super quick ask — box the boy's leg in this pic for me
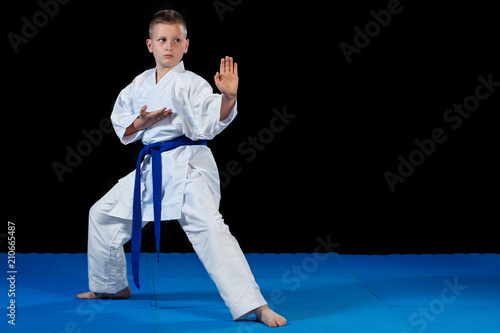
[177,165,267,320]
[84,182,134,295]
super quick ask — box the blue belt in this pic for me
[132,135,207,288]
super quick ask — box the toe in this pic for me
[77,291,96,299]
[277,317,288,327]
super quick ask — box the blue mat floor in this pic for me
[1,253,499,332]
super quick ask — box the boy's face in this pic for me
[146,23,189,70]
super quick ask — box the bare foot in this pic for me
[77,286,131,300]
[254,304,287,327]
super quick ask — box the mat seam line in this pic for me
[336,253,417,333]
[147,253,162,333]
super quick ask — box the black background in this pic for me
[4,0,499,254]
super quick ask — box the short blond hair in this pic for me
[149,9,187,38]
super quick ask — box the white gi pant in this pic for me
[87,164,267,320]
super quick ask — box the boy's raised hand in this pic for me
[214,56,238,99]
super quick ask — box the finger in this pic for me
[225,56,230,73]
[160,108,173,117]
[155,107,167,114]
[140,105,148,114]
[156,109,171,121]
[220,58,224,74]
[148,107,166,117]
[228,57,233,73]
[233,61,238,76]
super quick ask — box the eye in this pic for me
[158,38,166,43]
[174,38,181,43]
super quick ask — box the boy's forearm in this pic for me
[124,117,142,136]
[220,93,236,121]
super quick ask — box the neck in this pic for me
[155,62,180,83]
[155,67,169,83]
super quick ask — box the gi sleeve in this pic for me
[110,83,144,145]
[180,77,237,141]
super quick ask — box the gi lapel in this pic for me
[145,61,185,108]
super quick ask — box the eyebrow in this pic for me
[157,35,183,39]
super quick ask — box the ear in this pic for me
[184,39,189,54]
[146,39,153,53]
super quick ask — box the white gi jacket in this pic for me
[107,61,236,221]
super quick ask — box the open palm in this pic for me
[214,56,238,97]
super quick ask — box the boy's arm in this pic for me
[214,56,238,121]
[124,105,173,136]
[111,77,173,144]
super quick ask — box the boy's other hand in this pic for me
[214,56,238,100]
[139,105,173,128]
[124,105,173,136]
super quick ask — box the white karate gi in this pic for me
[87,61,267,320]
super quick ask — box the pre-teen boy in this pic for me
[77,9,287,327]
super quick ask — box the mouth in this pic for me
[164,54,174,58]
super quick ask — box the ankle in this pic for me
[253,304,269,314]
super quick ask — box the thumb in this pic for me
[214,72,220,81]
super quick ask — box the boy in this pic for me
[77,9,287,327]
